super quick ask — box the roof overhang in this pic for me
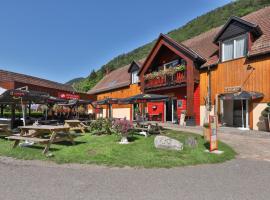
[138,34,206,76]
[213,16,262,44]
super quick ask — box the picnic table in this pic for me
[0,124,11,136]
[133,121,163,136]
[6,125,74,154]
[64,120,90,133]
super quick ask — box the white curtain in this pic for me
[132,70,139,84]
[235,36,247,58]
[222,40,234,61]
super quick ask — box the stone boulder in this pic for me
[154,136,183,151]
[185,136,198,148]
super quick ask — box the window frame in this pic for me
[221,33,248,62]
[131,70,139,84]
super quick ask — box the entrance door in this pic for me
[166,100,172,122]
[133,103,139,120]
[222,99,249,129]
[233,100,248,129]
[166,98,177,123]
[172,99,177,123]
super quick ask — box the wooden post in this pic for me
[11,104,15,129]
[0,105,3,117]
[186,61,194,117]
[28,102,31,117]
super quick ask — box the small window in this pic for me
[131,70,139,84]
[164,59,179,69]
[222,34,247,62]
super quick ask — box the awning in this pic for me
[120,94,169,104]
[93,98,120,105]
[0,89,50,104]
[58,99,93,106]
[219,91,264,100]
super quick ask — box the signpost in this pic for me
[209,115,218,151]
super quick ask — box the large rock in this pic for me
[154,136,183,151]
[185,136,198,148]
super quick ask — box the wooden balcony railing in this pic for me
[144,71,186,90]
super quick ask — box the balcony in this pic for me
[144,70,186,91]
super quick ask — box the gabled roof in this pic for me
[213,16,262,44]
[88,60,143,95]
[182,6,270,68]
[0,69,74,92]
[138,34,206,75]
[128,59,145,73]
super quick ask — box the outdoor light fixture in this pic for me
[247,64,255,70]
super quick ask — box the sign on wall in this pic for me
[58,92,80,100]
[177,100,183,108]
[224,86,241,93]
[209,115,218,151]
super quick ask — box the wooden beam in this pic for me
[186,61,195,117]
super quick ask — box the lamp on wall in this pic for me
[247,64,255,70]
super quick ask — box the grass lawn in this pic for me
[0,130,236,168]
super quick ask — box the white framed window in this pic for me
[164,59,179,69]
[131,70,139,84]
[222,34,248,62]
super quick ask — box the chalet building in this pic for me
[194,7,270,131]
[0,69,93,100]
[89,7,270,130]
[138,34,204,125]
[88,60,143,120]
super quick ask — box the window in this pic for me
[131,70,139,84]
[222,34,247,62]
[164,59,179,69]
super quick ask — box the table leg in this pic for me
[13,129,25,148]
[43,131,57,154]
[66,130,75,145]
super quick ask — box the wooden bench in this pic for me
[64,120,90,133]
[6,135,50,144]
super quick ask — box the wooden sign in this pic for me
[209,115,218,151]
[224,86,241,93]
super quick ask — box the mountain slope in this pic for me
[72,0,270,92]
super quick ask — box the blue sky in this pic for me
[0,0,231,83]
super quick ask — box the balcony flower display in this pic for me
[144,64,186,81]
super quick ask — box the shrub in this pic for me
[89,118,115,135]
[113,118,133,138]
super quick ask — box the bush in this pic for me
[113,118,133,138]
[2,112,44,118]
[89,118,115,135]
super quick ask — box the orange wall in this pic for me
[96,83,141,109]
[200,55,270,105]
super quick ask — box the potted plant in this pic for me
[113,118,133,144]
[261,102,270,131]
[203,122,211,141]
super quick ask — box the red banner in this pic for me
[58,92,80,100]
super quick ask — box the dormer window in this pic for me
[131,70,139,84]
[222,34,248,62]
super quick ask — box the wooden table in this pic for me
[7,125,74,154]
[64,120,89,133]
[0,124,11,136]
[133,121,163,135]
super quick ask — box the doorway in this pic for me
[166,98,177,123]
[132,103,139,120]
[221,99,249,129]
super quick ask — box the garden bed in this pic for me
[0,130,236,168]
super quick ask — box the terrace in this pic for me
[143,58,187,91]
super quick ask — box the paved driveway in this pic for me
[0,157,270,200]
[1,127,270,200]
